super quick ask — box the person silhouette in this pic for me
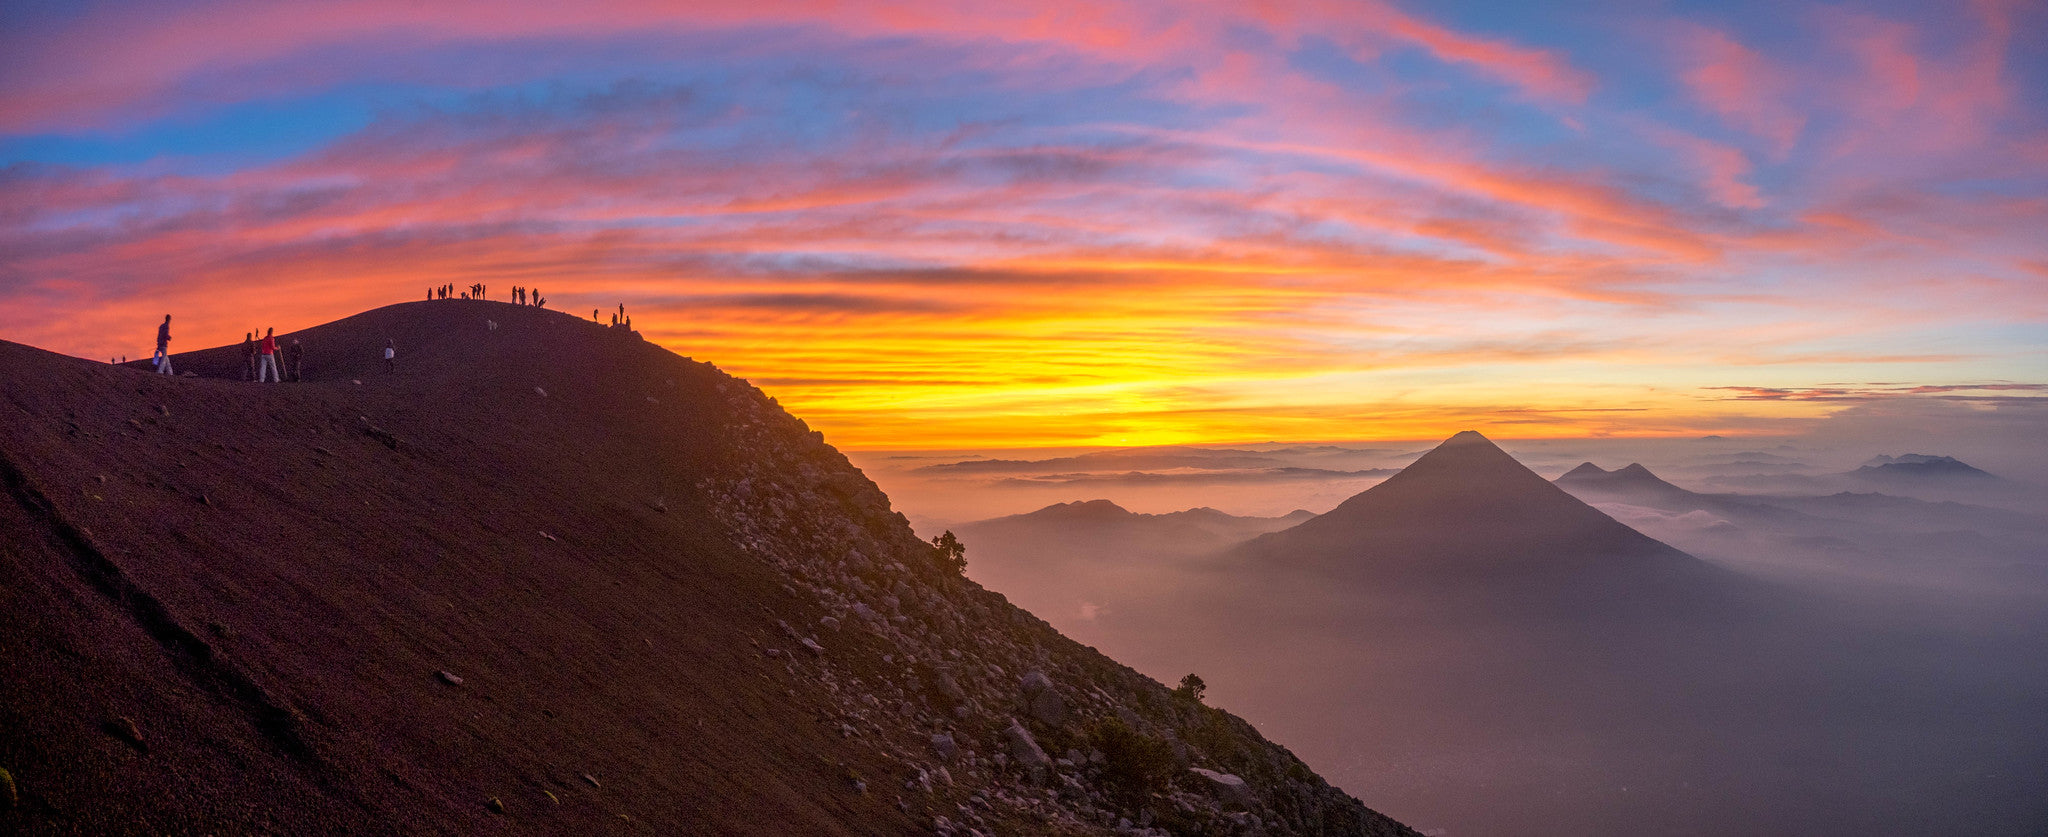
[153,315,174,375]
[384,338,396,373]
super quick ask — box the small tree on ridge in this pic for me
[931,530,966,575]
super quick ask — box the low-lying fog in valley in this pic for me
[848,414,2048,836]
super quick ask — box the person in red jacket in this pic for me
[256,328,281,382]
[153,315,174,375]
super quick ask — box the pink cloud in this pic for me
[1643,125,1765,210]
[1365,4,1595,104]
[0,0,1598,132]
[1673,25,1804,157]
[1262,0,1595,105]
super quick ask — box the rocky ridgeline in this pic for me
[696,377,1414,837]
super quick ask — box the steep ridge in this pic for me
[0,301,1412,836]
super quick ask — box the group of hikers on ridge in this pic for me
[597,303,632,330]
[142,316,393,380]
[429,283,545,308]
[140,289,640,381]
[239,328,303,382]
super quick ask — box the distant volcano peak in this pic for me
[1235,432,1700,590]
[1554,461,1694,500]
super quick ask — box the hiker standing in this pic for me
[153,315,174,375]
[255,328,281,382]
[286,339,305,382]
[241,332,257,380]
[384,338,396,373]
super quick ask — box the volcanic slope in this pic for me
[0,300,1413,836]
[1229,430,1742,616]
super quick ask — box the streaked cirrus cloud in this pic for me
[2,0,2043,447]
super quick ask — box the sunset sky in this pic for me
[4,0,2045,448]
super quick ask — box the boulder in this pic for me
[1003,719,1052,783]
[1018,671,1066,726]
[1190,768,1255,809]
[931,732,959,762]
[935,670,967,704]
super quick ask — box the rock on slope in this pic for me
[0,300,1412,836]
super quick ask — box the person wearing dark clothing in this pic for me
[286,340,305,382]
[153,315,174,375]
[384,338,396,373]
[242,333,257,380]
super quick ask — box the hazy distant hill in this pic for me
[1555,461,2047,559]
[1852,453,1999,482]
[0,301,1410,836]
[962,499,1312,563]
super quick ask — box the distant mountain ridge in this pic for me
[1555,461,1701,502]
[1853,454,1997,480]
[990,499,1315,528]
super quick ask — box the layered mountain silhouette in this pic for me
[924,435,2046,837]
[1554,461,1793,520]
[0,301,1411,836]
[964,499,1312,553]
[1231,432,1725,609]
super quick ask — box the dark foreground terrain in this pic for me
[0,300,1413,836]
